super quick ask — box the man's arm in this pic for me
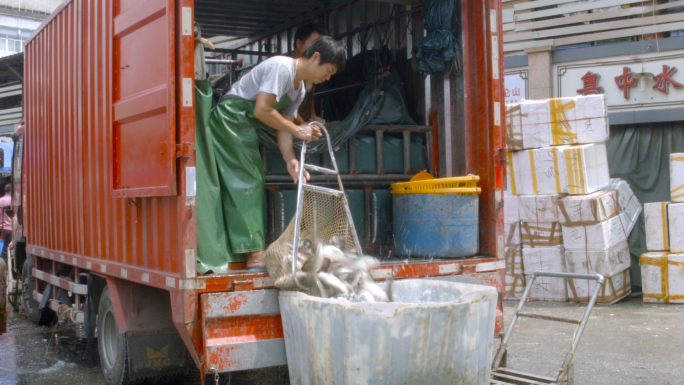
[277,117,310,183]
[254,92,320,142]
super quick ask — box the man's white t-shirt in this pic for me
[225,56,305,119]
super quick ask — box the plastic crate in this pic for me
[390,172,481,195]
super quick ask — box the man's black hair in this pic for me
[293,23,325,50]
[301,36,346,73]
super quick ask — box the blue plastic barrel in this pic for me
[393,194,479,257]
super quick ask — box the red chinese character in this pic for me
[577,71,603,95]
[505,88,511,97]
[512,87,521,96]
[652,65,683,94]
[614,67,637,99]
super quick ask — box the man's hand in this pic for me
[294,124,322,143]
[312,115,326,124]
[287,158,310,184]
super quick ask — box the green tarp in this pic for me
[606,122,684,292]
[195,78,239,274]
[416,0,460,76]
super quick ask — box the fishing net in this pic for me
[264,188,361,294]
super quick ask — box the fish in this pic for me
[274,271,309,289]
[348,256,380,271]
[302,242,324,274]
[318,244,348,263]
[317,272,349,295]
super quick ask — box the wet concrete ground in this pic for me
[0,306,288,385]
[0,295,681,384]
[500,297,684,385]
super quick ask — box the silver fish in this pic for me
[363,280,389,302]
[317,272,349,295]
[302,242,324,273]
[274,271,309,289]
[357,289,376,303]
[319,244,348,263]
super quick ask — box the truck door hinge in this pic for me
[176,142,191,159]
[497,148,507,165]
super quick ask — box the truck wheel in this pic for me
[98,286,132,385]
[21,255,56,326]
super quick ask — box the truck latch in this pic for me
[176,142,191,159]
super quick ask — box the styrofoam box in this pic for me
[504,196,520,223]
[505,99,548,151]
[511,146,568,195]
[505,246,525,299]
[645,202,670,251]
[522,246,568,301]
[561,213,629,251]
[520,221,563,248]
[564,241,631,277]
[518,194,563,222]
[562,143,611,195]
[567,268,630,305]
[506,95,608,150]
[668,254,684,304]
[670,153,684,202]
[668,203,684,253]
[556,189,619,226]
[609,178,642,234]
[505,221,521,246]
[640,252,669,303]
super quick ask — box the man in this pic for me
[204,36,346,270]
[292,23,326,125]
[0,185,10,263]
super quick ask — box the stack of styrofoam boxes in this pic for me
[504,195,524,299]
[506,94,611,301]
[556,186,636,304]
[519,194,567,301]
[641,153,684,304]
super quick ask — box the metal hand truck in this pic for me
[491,271,605,385]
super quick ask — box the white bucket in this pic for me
[279,278,497,385]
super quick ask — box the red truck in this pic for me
[12,0,506,383]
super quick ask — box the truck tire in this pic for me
[98,286,132,385]
[21,255,56,326]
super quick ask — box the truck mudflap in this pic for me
[126,330,189,380]
[201,289,286,374]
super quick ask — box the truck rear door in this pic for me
[112,0,177,197]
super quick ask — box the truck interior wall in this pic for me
[214,2,431,255]
[24,0,184,276]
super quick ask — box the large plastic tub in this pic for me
[393,193,479,257]
[279,279,497,385]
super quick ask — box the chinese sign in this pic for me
[555,54,684,111]
[504,72,527,103]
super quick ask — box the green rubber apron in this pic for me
[195,81,293,274]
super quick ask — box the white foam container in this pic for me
[279,279,497,385]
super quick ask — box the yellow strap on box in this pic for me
[550,98,577,145]
[528,150,539,195]
[508,152,517,196]
[661,202,669,250]
[640,253,669,303]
